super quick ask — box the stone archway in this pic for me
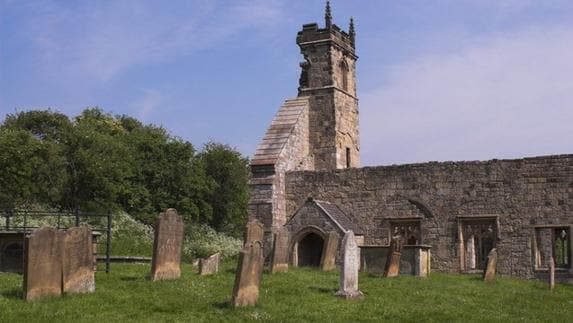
[297,232,324,267]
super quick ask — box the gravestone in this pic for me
[199,253,220,275]
[320,231,339,271]
[151,208,184,281]
[245,219,264,244]
[62,227,95,293]
[483,248,497,283]
[384,235,403,278]
[23,227,62,301]
[231,241,263,307]
[335,231,364,299]
[270,228,289,273]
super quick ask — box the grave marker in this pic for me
[335,231,363,300]
[270,228,289,273]
[320,231,339,271]
[231,241,263,307]
[62,227,95,293]
[384,235,403,278]
[483,248,497,283]
[23,227,62,301]
[199,253,220,275]
[151,209,184,281]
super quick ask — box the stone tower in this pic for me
[296,2,360,170]
[249,2,359,256]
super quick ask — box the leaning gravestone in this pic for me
[320,231,339,271]
[199,253,220,275]
[270,228,289,273]
[335,231,364,299]
[231,241,264,307]
[483,248,497,283]
[384,235,403,278]
[63,227,95,293]
[23,227,62,301]
[151,208,184,281]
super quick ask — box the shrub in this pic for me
[184,224,242,261]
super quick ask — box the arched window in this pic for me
[340,60,349,91]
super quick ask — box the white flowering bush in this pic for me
[111,211,154,257]
[184,224,242,261]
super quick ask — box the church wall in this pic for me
[285,154,573,280]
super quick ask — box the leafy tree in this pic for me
[198,142,249,236]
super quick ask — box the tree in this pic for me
[198,142,249,236]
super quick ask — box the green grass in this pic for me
[1,261,572,322]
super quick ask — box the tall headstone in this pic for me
[335,231,364,300]
[62,227,95,293]
[320,231,339,271]
[549,256,555,290]
[483,248,498,283]
[384,235,403,278]
[23,227,62,301]
[199,253,220,275]
[151,208,184,281]
[270,228,289,273]
[231,241,264,307]
[245,219,264,244]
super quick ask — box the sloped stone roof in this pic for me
[314,200,363,235]
[251,97,309,166]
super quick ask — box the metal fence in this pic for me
[2,208,112,273]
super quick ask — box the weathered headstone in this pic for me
[549,256,555,290]
[483,248,497,283]
[151,208,184,281]
[384,235,403,278]
[199,253,220,275]
[231,241,264,307]
[335,231,364,300]
[62,227,95,293]
[320,231,339,271]
[245,219,264,244]
[23,227,62,301]
[270,228,289,273]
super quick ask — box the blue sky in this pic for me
[1,0,572,166]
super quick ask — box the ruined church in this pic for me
[248,3,572,282]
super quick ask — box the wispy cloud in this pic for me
[14,0,287,83]
[361,25,573,165]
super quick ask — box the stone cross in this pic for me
[483,248,498,283]
[23,227,63,301]
[335,230,364,299]
[151,208,184,281]
[62,227,95,293]
[320,231,339,271]
[384,235,403,278]
[199,252,220,275]
[270,228,289,273]
[231,241,264,307]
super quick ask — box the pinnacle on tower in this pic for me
[325,1,332,29]
[349,17,355,47]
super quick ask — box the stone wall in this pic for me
[285,154,573,281]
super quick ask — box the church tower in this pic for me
[296,1,360,170]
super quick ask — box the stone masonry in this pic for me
[248,3,573,282]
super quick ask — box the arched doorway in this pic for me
[297,232,324,267]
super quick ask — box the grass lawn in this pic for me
[0,261,572,322]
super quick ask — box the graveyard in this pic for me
[1,260,572,322]
[1,2,572,321]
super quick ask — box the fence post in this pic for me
[106,210,112,273]
[75,207,80,227]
